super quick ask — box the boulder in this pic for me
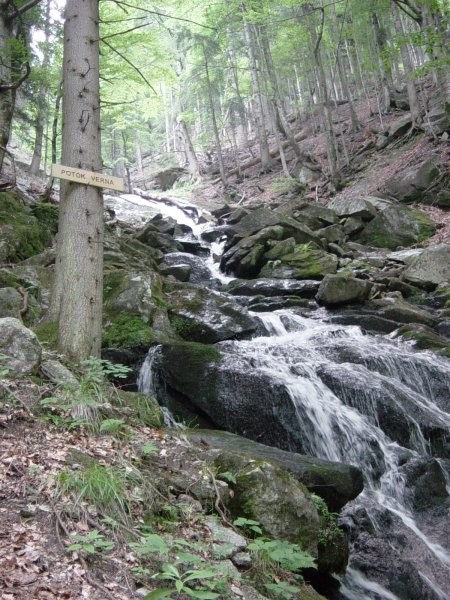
[386,113,412,141]
[421,107,449,136]
[40,359,78,386]
[184,430,363,512]
[357,205,435,249]
[402,245,450,290]
[259,245,338,280]
[214,454,321,557]
[392,324,449,355]
[150,167,187,190]
[327,196,389,221]
[160,252,213,283]
[159,263,191,282]
[368,297,437,327]
[316,275,372,306]
[385,157,440,203]
[225,278,320,298]
[133,221,182,253]
[165,282,257,343]
[0,287,23,318]
[0,318,41,375]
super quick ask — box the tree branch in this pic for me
[101,39,157,93]
[8,0,41,20]
[107,0,217,30]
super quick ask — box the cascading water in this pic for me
[128,191,450,599]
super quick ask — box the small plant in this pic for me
[270,176,304,196]
[233,517,262,535]
[99,418,130,438]
[264,581,302,599]
[130,533,170,558]
[0,353,10,379]
[311,493,344,546]
[247,538,316,573]
[152,563,222,599]
[66,529,114,555]
[140,441,159,456]
[57,461,129,519]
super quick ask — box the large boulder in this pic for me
[225,278,320,298]
[186,430,363,512]
[0,287,23,318]
[316,275,372,306]
[165,282,257,343]
[368,297,437,327]
[0,318,42,375]
[214,454,321,557]
[327,196,390,221]
[259,244,338,280]
[160,252,213,284]
[385,157,440,203]
[0,192,56,263]
[402,245,450,290]
[357,205,435,249]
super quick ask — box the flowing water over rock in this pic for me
[122,191,450,599]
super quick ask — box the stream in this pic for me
[109,192,450,600]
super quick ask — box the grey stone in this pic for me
[232,552,253,568]
[204,516,247,552]
[159,263,192,282]
[385,157,440,203]
[327,196,389,220]
[0,287,22,318]
[0,318,41,375]
[40,359,78,386]
[402,245,450,289]
[225,278,319,298]
[316,275,372,306]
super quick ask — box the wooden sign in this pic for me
[51,164,125,192]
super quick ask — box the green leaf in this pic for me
[185,590,220,599]
[143,589,174,600]
[183,569,216,582]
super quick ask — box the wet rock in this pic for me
[316,275,372,306]
[225,278,320,298]
[248,296,310,312]
[160,252,212,283]
[368,297,437,327]
[159,263,191,282]
[213,454,320,556]
[259,245,338,280]
[392,323,449,354]
[402,244,450,290]
[401,458,449,510]
[165,282,257,343]
[0,317,41,375]
[183,430,364,512]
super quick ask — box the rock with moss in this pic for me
[225,278,320,298]
[401,245,450,290]
[214,453,320,557]
[0,317,42,375]
[385,157,440,203]
[316,274,372,306]
[165,281,257,343]
[183,430,364,512]
[392,324,449,356]
[0,287,23,318]
[368,297,437,327]
[259,244,338,280]
[311,493,348,574]
[357,205,435,249]
[0,191,55,262]
[327,196,389,220]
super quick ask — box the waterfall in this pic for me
[130,193,450,599]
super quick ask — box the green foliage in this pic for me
[66,529,114,555]
[0,354,10,380]
[33,321,59,348]
[99,418,130,438]
[311,493,344,546]
[153,563,222,599]
[140,441,159,456]
[247,537,316,573]
[264,581,302,599]
[233,517,262,535]
[57,461,129,518]
[130,533,170,557]
[103,313,154,349]
[270,176,305,196]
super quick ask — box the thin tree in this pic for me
[49,0,104,360]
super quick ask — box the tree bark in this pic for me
[50,0,103,361]
[30,0,51,175]
[176,117,200,180]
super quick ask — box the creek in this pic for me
[110,192,450,600]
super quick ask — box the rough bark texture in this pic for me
[50,0,103,360]
[0,10,17,173]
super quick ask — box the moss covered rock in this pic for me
[214,452,320,557]
[259,244,338,280]
[316,274,372,306]
[0,192,55,262]
[357,205,435,249]
[115,390,163,428]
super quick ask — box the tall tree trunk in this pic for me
[242,6,271,171]
[392,2,420,121]
[30,0,51,175]
[203,44,227,186]
[50,0,103,361]
[176,117,200,180]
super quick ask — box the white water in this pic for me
[130,194,450,599]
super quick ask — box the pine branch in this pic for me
[101,39,157,94]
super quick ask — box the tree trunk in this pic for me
[203,43,227,186]
[0,13,17,173]
[176,117,200,180]
[392,2,420,121]
[242,6,271,171]
[30,0,51,175]
[50,0,103,361]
